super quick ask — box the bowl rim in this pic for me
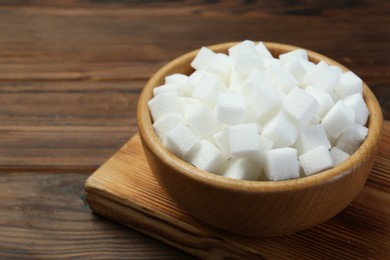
[137,41,384,193]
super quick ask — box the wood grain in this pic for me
[0,0,388,258]
[0,172,193,259]
[86,122,390,259]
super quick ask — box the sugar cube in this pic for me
[299,146,334,176]
[262,111,298,148]
[267,64,298,93]
[187,140,227,173]
[284,58,307,85]
[228,40,257,59]
[148,92,182,121]
[212,129,231,158]
[330,147,350,166]
[165,73,189,85]
[248,135,274,167]
[216,92,247,125]
[228,123,261,158]
[185,104,219,138]
[279,49,308,64]
[264,148,299,181]
[247,83,282,123]
[222,158,261,181]
[153,114,184,140]
[335,71,363,99]
[229,69,246,92]
[342,93,369,125]
[294,124,331,155]
[239,68,271,98]
[305,85,334,117]
[304,61,340,93]
[166,124,200,159]
[263,58,281,68]
[192,73,226,105]
[336,123,368,154]
[255,41,273,59]
[208,53,234,84]
[321,100,355,138]
[282,87,320,125]
[234,51,264,76]
[191,47,216,70]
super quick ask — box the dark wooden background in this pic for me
[0,0,388,259]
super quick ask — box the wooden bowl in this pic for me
[137,42,383,237]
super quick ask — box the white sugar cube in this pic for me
[153,83,189,97]
[191,47,216,70]
[336,123,368,154]
[166,124,199,159]
[248,135,274,167]
[330,147,350,166]
[330,65,343,76]
[264,148,299,181]
[263,58,281,68]
[228,40,257,59]
[262,111,298,148]
[299,146,334,176]
[247,83,282,123]
[184,104,219,138]
[165,73,189,85]
[254,41,273,58]
[279,49,308,64]
[208,53,234,84]
[222,158,261,181]
[216,92,247,125]
[294,124,331,155]
[153,114,184,141]
[148,92,182,121]
[229,69,246,92]
[305,85,334,117]
[234,51,264,76]
[282,87,320,125]
[212,129,231,158]
[187,70,206,91]
[335,71,363,99]
[259,135,274,150]
[267,64,298,93]
[309,115,321,125]
[239,68,271,98]
[284,58,307,85]
[342,93,369,125]
[321,100,355,138]
[187,140,227,173]
[301,60,316,71]
[178,97,201,107]
[304,61,340,93]
[192,73,226,105]
[228,123,261,158]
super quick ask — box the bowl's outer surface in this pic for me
[137,42,384,236]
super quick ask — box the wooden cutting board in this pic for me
[85,122,390,259]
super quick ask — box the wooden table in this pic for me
[0,1,389,259]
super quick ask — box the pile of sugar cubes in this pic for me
[148,40,369,181]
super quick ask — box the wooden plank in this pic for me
[0,1,388,16]
[0,125,133,171]
[85,121,390,259]
[0,81,140,126]
[0,80,141,170]
[0,172,193,259]
[0,4,388,83]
